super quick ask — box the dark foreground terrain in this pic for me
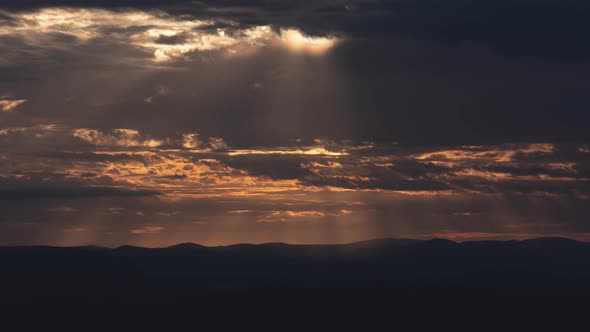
[2,237,589,329]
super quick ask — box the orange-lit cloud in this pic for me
[73,128,163,148]
[131,226,164,234]
[228,208,353,223]
[414,144,555,162]
[0,99,27,112]
[0,124,60,137]
[228,147,347,156]
[182,133,201,149]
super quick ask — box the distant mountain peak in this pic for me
[166,243,206,250]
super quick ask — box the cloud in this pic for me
[4,137,589,197]
[227,147,347,156]
[302,174,452,192]
[2,126,589,199]
[47,206,79,213]
[222,154,313,180]
[0,185,160,200]
[279,28,338,54]
[0,8,338,64]
[0,162,162,200]
[0,98,27,112]
[144,84,170,103]
[131,226,163,234]
[73,128,164,148]
[208,137,228,150]
[2,0,589,60]
[414,144,556,163]
[254,209,351,223]
[1,10,588,148]
[182,133,201,149]
[0,124,59,137]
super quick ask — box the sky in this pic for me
[0,0,589,247]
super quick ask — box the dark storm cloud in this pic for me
[154,32,190,45]
[3,0,590,60]
[389,160,453,178]
[0,186,159,200]
[0,176,160,200]
[220,155,313,180]
[34,151,151,163]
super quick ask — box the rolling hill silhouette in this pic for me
[3,237,590,292]
[2,237,590,325]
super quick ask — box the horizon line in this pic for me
[1,236,585,250]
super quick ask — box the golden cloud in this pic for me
[0,99,27,112]
[415,144,555,162]
[0,124,60,137]
[228,147,347,156]
[279,29,338,54]
[131,226,164,234]
[73,128,163,148]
